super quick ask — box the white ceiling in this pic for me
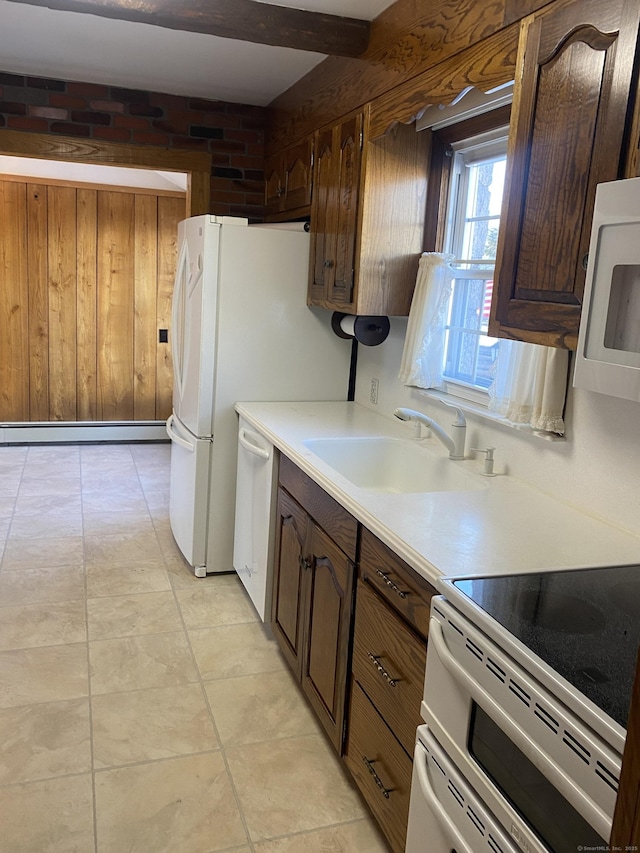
[0,0,396,106]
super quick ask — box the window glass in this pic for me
[442,130,508,397]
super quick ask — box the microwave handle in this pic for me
[412,742,474,853]
[428,619,611,841]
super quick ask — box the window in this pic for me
[441,128,508,402]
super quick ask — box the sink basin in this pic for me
[303,436,484,494]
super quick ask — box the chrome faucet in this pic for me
[394,402,466,460]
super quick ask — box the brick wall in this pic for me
[0,72,266,219]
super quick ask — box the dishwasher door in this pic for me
[232,417,277,621]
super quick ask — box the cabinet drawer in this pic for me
[352,579,426,756]
[359,527,435,638]
[345,679,412,853]
[279,455,357,560]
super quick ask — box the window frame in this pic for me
[423,105,511,406]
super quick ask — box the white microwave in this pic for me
[574,176,640,402]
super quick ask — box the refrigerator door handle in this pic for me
[166,415,196,453]
[238,427,270,460]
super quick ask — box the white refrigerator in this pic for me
[165,215,350,577]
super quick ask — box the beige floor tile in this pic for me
[92,684,218,768]
[87,591,183,640]
[8,513,84,540]
[90,631,198,694]
[165,556,202,588]
[86,561,171,597]
[13,493,82,517]
[82,489,149,514]
[82,510,155,536]
[0,698,91,785]
[81,474,142,494]
[144,488,170,516]
[95,752,247,853]
[156,526,188,560]
[0,599,86,651]
[1,535,84,570]
[190,622,286,681]
[0,565,85,606]
[18,477,82,498]
[0,494,17,516]
[253,820,390,853]
[204,670,320,748]
[0,643,89,708]
[176,576,258,629]
[0,773,95,853]
[84,530,163,566]
[226,734,366,842]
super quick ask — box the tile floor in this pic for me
[0,442,390,853]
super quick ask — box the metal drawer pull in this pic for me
[362,756,393,799]
[367,652,399,687]
[375,569,408,599]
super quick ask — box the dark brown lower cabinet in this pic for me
[344,680,413,853]
[271,456,357,754]
[270,458,436,849]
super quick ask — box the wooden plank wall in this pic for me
[267,0,556,149]
[0,178,184,422]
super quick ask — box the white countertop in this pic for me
[235,401,640,588]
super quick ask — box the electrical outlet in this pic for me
[370,378,379,405]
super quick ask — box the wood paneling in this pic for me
[267,0,511,149]
[97,192,135,420]
[157,196,183,420]
[76,188,98,421]
[48,186,77,421]
[0,181,29,421]
[27,184,49,421]
[367,24,518,138]
[134,195,158,421]
[0,176,183,423]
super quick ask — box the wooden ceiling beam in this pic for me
[5,0,371,57]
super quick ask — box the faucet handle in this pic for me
[440,399,466,426]
[471,446,496,476]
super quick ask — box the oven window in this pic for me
[468,704,607,852]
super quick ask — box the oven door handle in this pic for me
[413,742,474,853]
[428,619,611,841]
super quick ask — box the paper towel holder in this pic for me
[331,312,390,346]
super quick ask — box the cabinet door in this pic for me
[309,115,362,310]
[271,487,308,677]
[264,153,284,215]
[329,114,362,307]
[309,127,337,304]
[301,521,355,753]
[490,0,640,349]
[283,138,312,212]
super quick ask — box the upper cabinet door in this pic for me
[490,0,640,349]
[309,114,363,311]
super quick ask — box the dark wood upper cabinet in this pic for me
[264,137,313,220]
[309,113,363,309]
[308,108,431,316]
[490,0,640,349]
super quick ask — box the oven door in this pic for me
[423,597,618,853]
[406,725,521,853]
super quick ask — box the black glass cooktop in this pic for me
[452,564,640,729]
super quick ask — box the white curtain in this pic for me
[488,339,568,435]
[399,253,569,435]
[398,252,453,388]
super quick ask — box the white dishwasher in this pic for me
[233,416,278,621]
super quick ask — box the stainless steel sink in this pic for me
[303,436,484,494]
